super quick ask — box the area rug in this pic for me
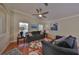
[3,48,22,55]
[18,43,28,48]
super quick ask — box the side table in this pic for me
[17,36,26,45]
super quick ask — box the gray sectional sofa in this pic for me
[42,35,78,55]
[26,31,44,42]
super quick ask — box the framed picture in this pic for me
[31,24,38,29]
[50,23,58,31]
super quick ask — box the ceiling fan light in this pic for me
[38,14,42,17]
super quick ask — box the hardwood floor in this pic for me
[3,40,28,55]
[3,37,51,55]
[3,39,43,55]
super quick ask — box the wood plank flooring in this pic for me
[3,40,28,55]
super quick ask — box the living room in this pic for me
[0,3,79,55]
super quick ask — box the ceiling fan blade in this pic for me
[44,3,48,6]
[42,12,48,15]
[43,15,47,18]
[32,14,39,15]
[36,9,39,13]
[39,8,42,12]
[32,14,39,16]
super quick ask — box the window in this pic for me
[38,24,43,31]
[19,22,29,37]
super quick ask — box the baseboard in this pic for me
[10,39,23,43]
[0,42,9,54]
[0,40,17,54]
[10,40,17,43]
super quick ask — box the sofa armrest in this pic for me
[42,41,78,55]
[73,39,78,49]
[52,45,78,55]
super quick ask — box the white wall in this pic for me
[0,5,10,54]
[0,4,46,53]
[1,3,79,53]
[45,15,79,47]
[9,10,45,42]
[50,15,79,37]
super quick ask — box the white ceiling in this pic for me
[4,3,79,21]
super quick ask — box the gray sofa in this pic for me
[26,31,44,42]
[42,36,78,55]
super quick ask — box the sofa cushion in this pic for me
[31,31,40,35]
[55,35,76,48]
[42,40,78,55]
[28,32,33,37]
[56,35,63,39]
[55,41,71,48]
[64,35,76,48]
[27,31,44,42]
[53,36,65,44]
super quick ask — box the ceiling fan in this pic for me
[44,3,48,6]
[32,8,48,19]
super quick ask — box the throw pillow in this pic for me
[53,36,65,45]
[56,35,63,39]
[28,32,32,37]
[64,35,76,48]
[56,41,71,48]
